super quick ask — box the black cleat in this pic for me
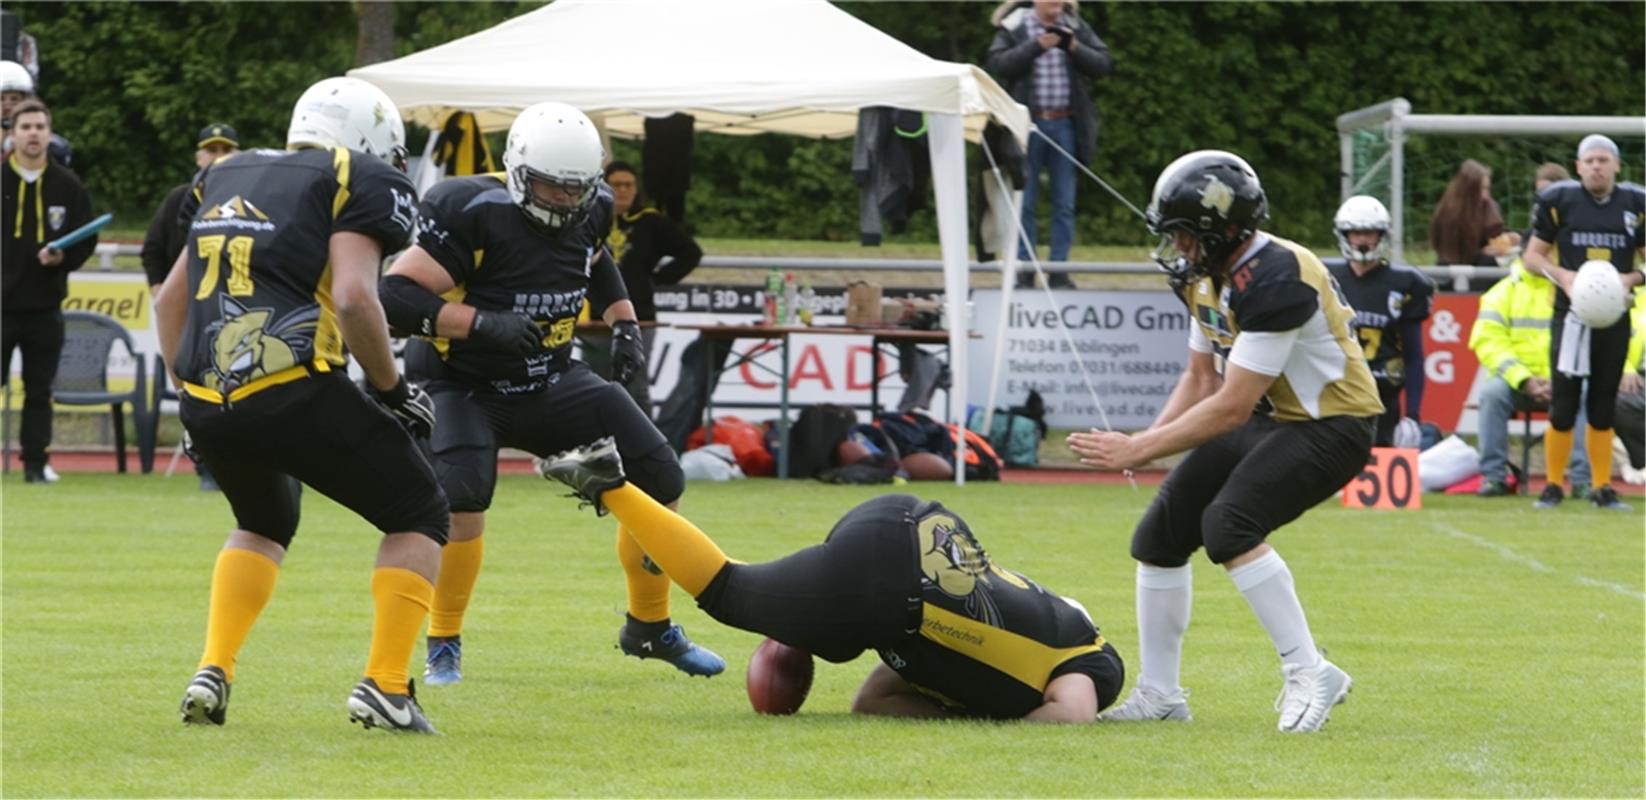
[1590,486,1633,511]
[1533,484,1564,509]
[535,437,626,516]
[180,665,230,726]
[618,616,726,677]
[347,678,439,734]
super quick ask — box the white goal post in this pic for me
[1336,98,1645,264]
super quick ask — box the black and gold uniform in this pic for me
[174,147,446,545]
[1326,258,1434,445]
[1135,234,1381,566]
[1530,179,1646,431]
[404,174,679,512]
[696,494,1123,719]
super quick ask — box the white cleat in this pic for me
[1098,685,1191,722]
[1275,659,1351,733]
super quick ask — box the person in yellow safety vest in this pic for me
[1468,258,1590,496]
[1610,290,1646,478]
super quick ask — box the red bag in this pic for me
[686,416,774,477]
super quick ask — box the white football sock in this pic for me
[1227,549,1320,668]
[1135,562,1192,696]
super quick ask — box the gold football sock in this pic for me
[1587,425,1615,488]
[618,524,671,623]
[428,536,483,638]
[1545,426,1574,487]
[603,484,727,597]
[198,547,280,682]
[365,567,434,695]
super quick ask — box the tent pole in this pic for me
[928,112,969,486]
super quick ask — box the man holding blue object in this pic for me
[2,98,96,484]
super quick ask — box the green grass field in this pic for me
[3,475,1642,797]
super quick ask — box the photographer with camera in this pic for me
[986,1,1111,289]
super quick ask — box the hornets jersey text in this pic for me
[880,500,1113,719]
[1180,234,1384,421]
[413,175,628,394]
[1325,259,1434,382]
[174,147,417,395]
[1531,180,1646,311]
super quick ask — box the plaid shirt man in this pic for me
[1022,13,1071,112]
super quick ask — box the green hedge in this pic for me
[14,1,1642,247]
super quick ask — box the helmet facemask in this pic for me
[511,165,599,233]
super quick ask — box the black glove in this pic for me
[368,377,437,439]
[610,320,646,385]
[469,311,542,355]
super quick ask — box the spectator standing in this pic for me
[141,122,239,491]
[1522,134,1645,511]
[142,123,240,287]
[1429,159,1519,267]
[1466,258,1591,497]
[578,161,701,415]
[1,99,96,483]
[986,0,1111,288]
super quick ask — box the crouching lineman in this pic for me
[157,77,448,733]
[1068,151,1382,732]
[1328,195,1434,446]
[537,437,1124,722]
[380,102,723,685]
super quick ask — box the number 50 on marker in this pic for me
[1342,448,1421,510]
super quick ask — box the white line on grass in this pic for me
[1431,522,1646,602]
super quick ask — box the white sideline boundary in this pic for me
[1430,521,1645,602]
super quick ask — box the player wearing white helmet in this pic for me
[1327,195,1435,447]
[158,76,449,733]
[380,102,724,687]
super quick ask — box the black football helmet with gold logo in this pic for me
[1146,150,1269,283]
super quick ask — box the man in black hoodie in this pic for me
[2,99,95,483]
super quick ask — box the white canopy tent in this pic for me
[351,0,1031,484]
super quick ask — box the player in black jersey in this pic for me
[155,77,447,733]
[537,438,1123,721]
[1328,195,1435,446]
[380,102,722,684]
[1523,134,1646,511]
[1070,151,1382,733]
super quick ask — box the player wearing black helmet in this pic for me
[1071,150,1382,733]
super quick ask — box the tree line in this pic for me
[15,1,1642,246]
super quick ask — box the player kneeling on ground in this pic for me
[536,437,1124,722]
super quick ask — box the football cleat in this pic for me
[618,618,725,677]
[535,436,626,516]
[423,636,462,686]
[1475,480,1512,498]
[1098,685,1192,722]
[1590,486,1632,511]
[1533,484,1565,509]
[1275,659,1351,733]
[180,665,231,726]
[347,678,439,734]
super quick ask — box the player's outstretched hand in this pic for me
[369,377,437,439]
[1066,429,1140,471]
[470,311,542,355]
[611,320,646,385]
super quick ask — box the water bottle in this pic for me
[782,272,798,325]
[797,281,816,326]
[763,267,782,325]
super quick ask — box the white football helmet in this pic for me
[1333,195,1392,264]
[0,60,33,95]
[286,77,407,170]
[1570,259,1629,329]
[502,102,604,233]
